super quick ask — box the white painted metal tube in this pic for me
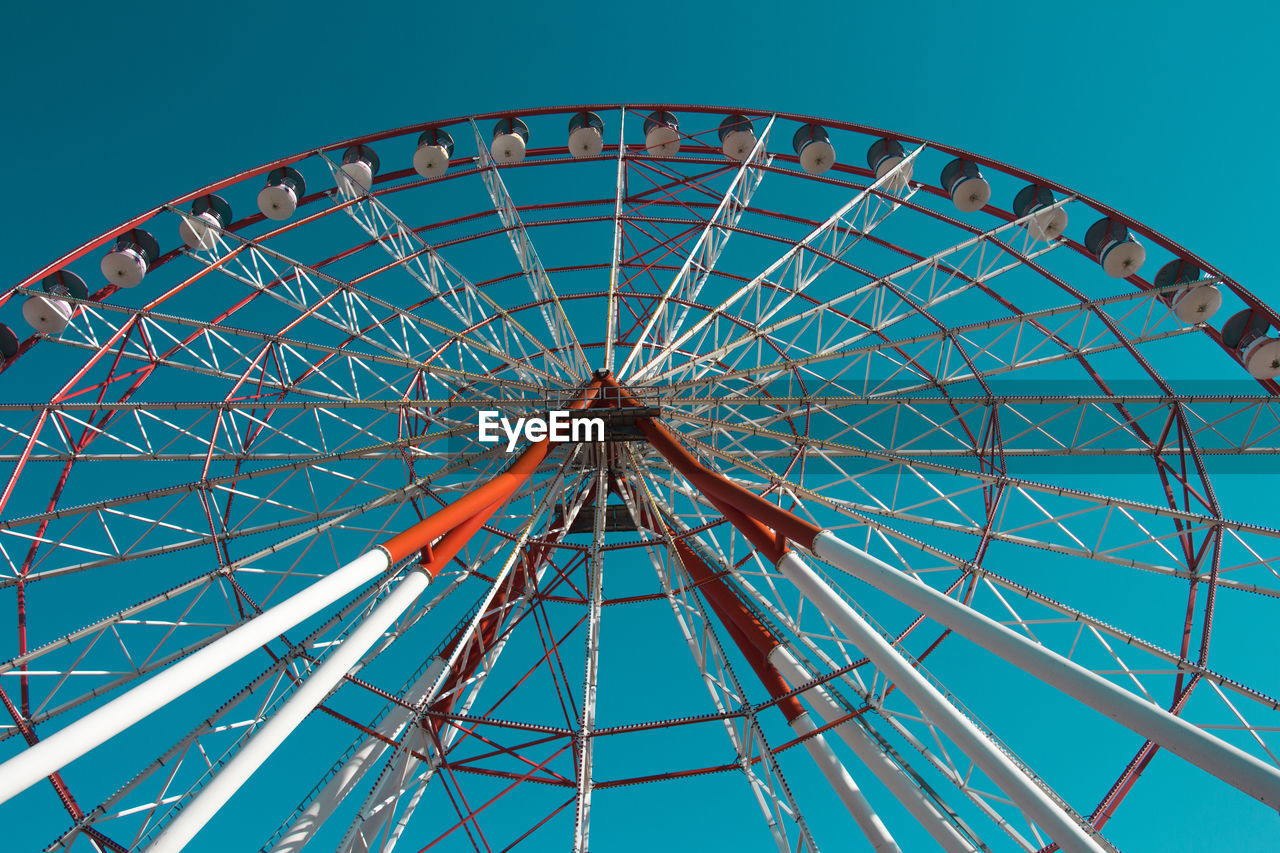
[340,560,551,853]
[775,552,1106,853]
[812,530,1280,810]
[769,645,980,853]
[269,657,446,853]
[147,566,430,853]
[790,711,901,852]
[0,548,392,807]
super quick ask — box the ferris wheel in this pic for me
[0,103,1278,853]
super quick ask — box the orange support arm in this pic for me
[599,373,820,559]
[381,379,604,566]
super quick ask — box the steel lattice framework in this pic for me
[0,104,1278,853]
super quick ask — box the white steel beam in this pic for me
[146,567,433,852]
[769,645,980,853]
[810,530,1280,810]
[604,106,627,373]
[469,119,591,378]
[774,551,1107,853]
[0,548,394,806]
[267,658,447,853]
[789,711,901,853]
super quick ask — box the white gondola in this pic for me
[719,115,756,161]
[178,194,232,251]
[1084,217,1146,278]
[1244,338,1280,380]
[1012,184,1068,241]
[491,117,530,164]
[338,145,379,195]
[792,124,835,175]
[0,324,17,360]
[940,158,991,213]
[1155,259,1222,324]
[412,128,455,178]
[24,271,88,335]
[1221,308,1280,380]
[568,112,604,159]
[100,229,160,288]
[643,111,680,157]
[866,138,912,190]
[257,167,306,221]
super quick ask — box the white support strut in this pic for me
[147,567,433,852]
[774,552,1107,853]
[267,658,447,853]
[810,531,1280,811]
[788,711,901,853]
[0,548,393,807]
[768,645,981,853]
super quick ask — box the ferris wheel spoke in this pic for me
[603,109,627,374]
[0,427,475,552]
[666,415,1280,597]
[682,522,1039,851]
[652,195,1076,387]
[0,408,582,805]
[808,531,1280,809]
[308,156,578,384]
[665,283,1203,410]
[665,406,1255,548]
[44,293,545,408]
[628,143,926,385]
[159,204,565,393]
[164,246,542,399]
[0,430,478,590]
[616,116,776,381]
[468,121,591,379]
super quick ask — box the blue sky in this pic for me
[2,1,1279,851]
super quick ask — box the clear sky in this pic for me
[2,1,1279,851]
